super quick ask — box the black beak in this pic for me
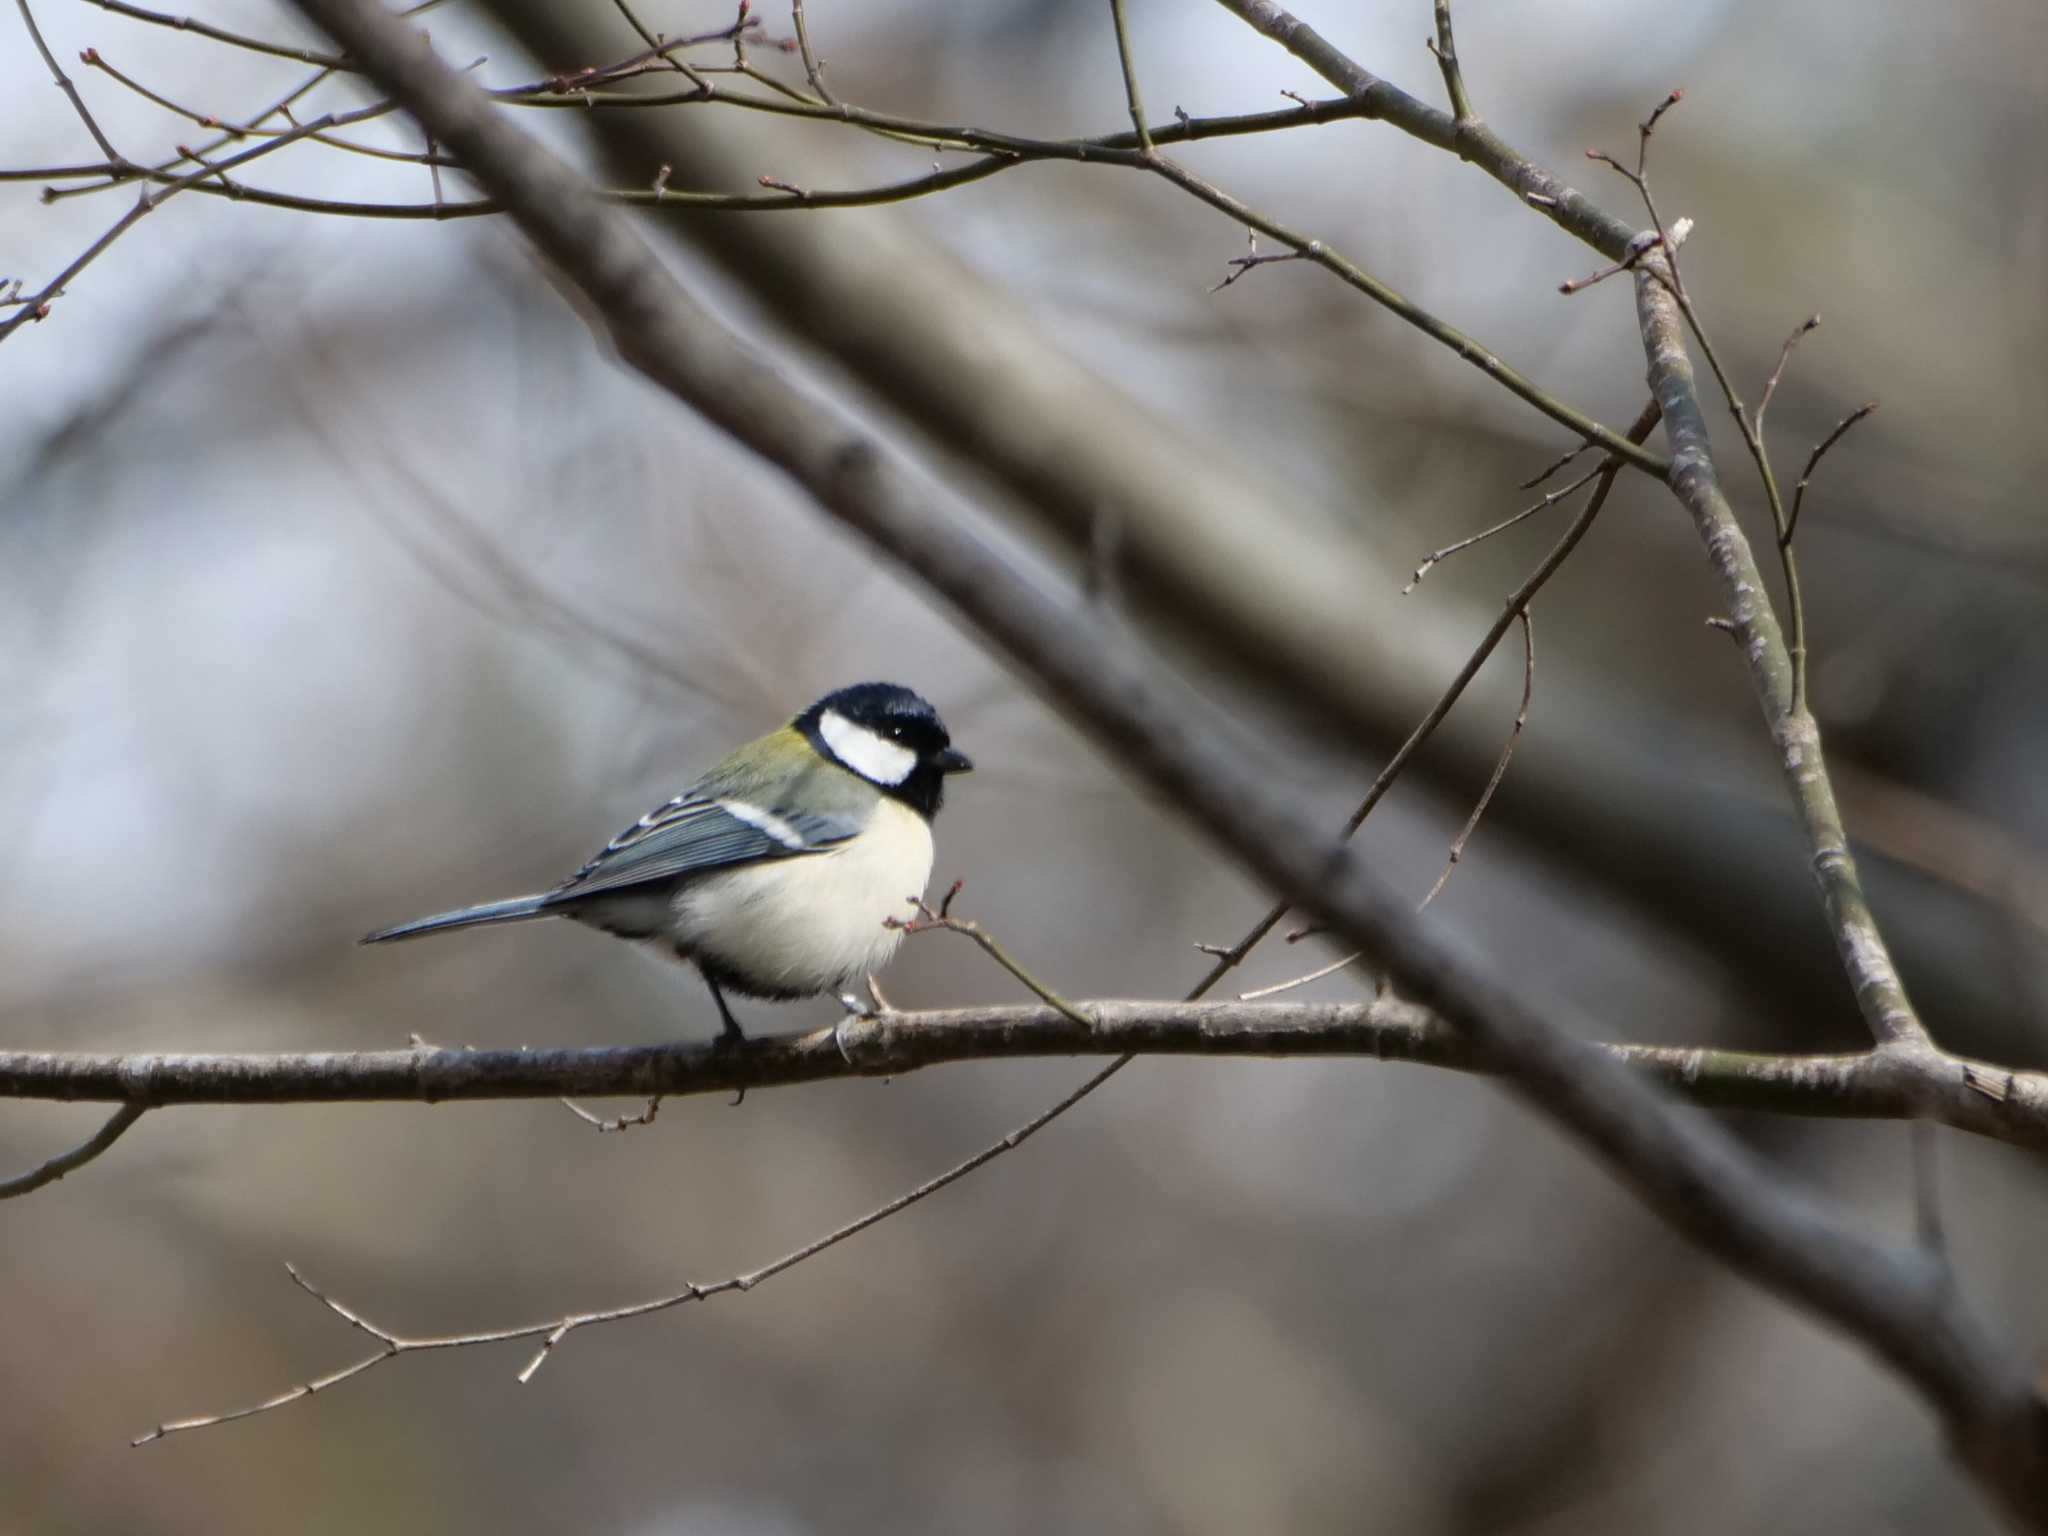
[933,747,974,775]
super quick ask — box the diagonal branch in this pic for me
[16,0,125,164]
[1632,259,1929,1053]
[0,1103,146,1200]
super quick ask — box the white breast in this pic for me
[667,797,934,997]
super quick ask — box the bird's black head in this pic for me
[796,682,972,819]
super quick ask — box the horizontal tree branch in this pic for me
[5,1000,2046,1148]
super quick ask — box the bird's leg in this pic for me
[701,971,747,1044]
[701,971,749,1106]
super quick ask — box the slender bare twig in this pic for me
[81,48,459,168]
[1429,0,1474,126]
[788,0,833,104]
[1757,313,1822,433]
[1107,0,1154,154]
[16,0,125,164]
[80,0,354,68]
[0,93,418,343]
[26,95,1386,215]
[890,889,1095,1029]
[1131,148,1664,473]
[0,1103,146,1200]
[6,26,1663,474]
[1519,439,1589,489]
[608,0,715,97]
[1209,232,1307,292]
[1785,400,1879,549]
[1229,401,1656,997]
[1403,465,1602,592]
[44,0,456,202]
[1419,611,1533,909]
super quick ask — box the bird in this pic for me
[361,682,972,1040]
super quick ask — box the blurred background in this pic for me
[4,0,2047,1530]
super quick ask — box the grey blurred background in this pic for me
[3,0,2047,1530]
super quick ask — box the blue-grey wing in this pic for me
[545,792,860,904]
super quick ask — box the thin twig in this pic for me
[1403,465,1602,592]
[16,0,126,163]
[43,0,454,201]
[892,890,1094,1029]
[1784,400,1878,549]
[1757,313,1821,434]
[26,33,1655,472]
[1519,439,1589,490]
[80,0,353,68]
[1226,406,1655,1002]
[1419,611,1533,908]
[0,1103,146,1200]
[1108,0,1154,154]
[609,0,715,97]
[1429,0,1474,125]
[0,94,415,342]
[1210,241,1308,292]
[789,0,833,104]
[82,48,458,168]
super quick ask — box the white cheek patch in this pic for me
[819,709,916,786]
[719,798,809,850]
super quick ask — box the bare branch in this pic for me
[80,0,355,69]
[788,0,833,104]
[1631,261,1926,1053]
[608,0,715,98]
[0,1103,146,1200]
[0,93,415,343]
[1107,0,1155,154]
[1757,312,1822,433]
[1419,610,1532,908]
[10,1002,2048,1145]
[109,986,2048,1442]
[1785,400,1879,548]
[15,0,125,164]
[1429,0,1474,126]
[1403,465,1602,592]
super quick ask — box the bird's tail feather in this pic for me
[360,894,553,945]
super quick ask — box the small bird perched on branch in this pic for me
[362,682,972,1038]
